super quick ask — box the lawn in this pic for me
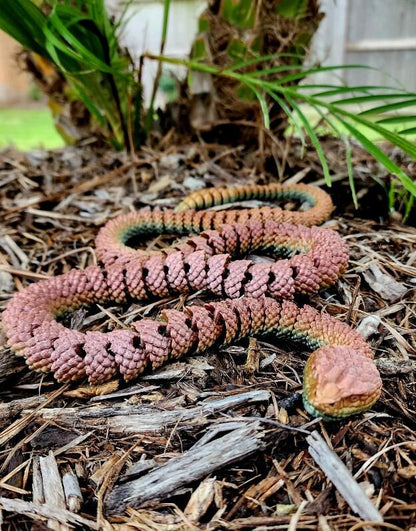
[0,107,64,150]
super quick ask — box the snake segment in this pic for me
[95,183,334,266]
[3,184,382,419]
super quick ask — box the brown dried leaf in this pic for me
[184,477,217,522]
[360,261,407,301]
[397,465,416,479]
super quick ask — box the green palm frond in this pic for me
[148,54,416,218]
[0,0,141,150]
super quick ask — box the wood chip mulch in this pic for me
[0,141,415,530]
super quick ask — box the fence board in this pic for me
[319,0,416,90]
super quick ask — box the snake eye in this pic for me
[303,345,382,420]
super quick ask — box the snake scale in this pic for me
[3,183,382,419]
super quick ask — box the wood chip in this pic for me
[0,496,98,529]
[39,451,69,531]
[37,390,271,434]
[306,430,383,523]
[183,477,218,522]
[62,471,83,513]
[360,260,408,301]
[105,423,265,514]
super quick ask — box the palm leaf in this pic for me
[286,96,331,185]
[398,127,416,135]
[0,0,49,58]
[272,64,371,85]
[376,115,416,125]
[359,99,416,115]
[155,55,416,213]
[334,93,416,105]
[247,84,270,128]
[335,117,416,197]
[264,88,306,146]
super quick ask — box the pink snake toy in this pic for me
[3,183,381,419]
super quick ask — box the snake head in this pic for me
[303,345,382,420]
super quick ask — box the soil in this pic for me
[0,138,415,530]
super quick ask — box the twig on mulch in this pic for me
[36,390,271,433]
[0,497,98,530]
[307,430,383,523]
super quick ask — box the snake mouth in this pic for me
[302,345,382,420]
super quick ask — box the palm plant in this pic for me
[147,0,415,217]
[0,0,142,150]
[188,0,323,136]
[151,50,416,216]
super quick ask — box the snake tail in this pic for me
[95,183,334,267]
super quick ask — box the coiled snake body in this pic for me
[3,184,381,419]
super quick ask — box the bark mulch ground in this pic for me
[0,140,415,530]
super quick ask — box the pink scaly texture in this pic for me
[2,184,382,418]
[4,221,348,365]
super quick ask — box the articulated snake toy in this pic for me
[3,183,382,419]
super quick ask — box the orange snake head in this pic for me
[303,346,382,420]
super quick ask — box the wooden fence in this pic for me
[313,0,416,90]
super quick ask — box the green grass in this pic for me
[0,107,64,150]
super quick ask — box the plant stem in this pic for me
[144,0,171,134]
